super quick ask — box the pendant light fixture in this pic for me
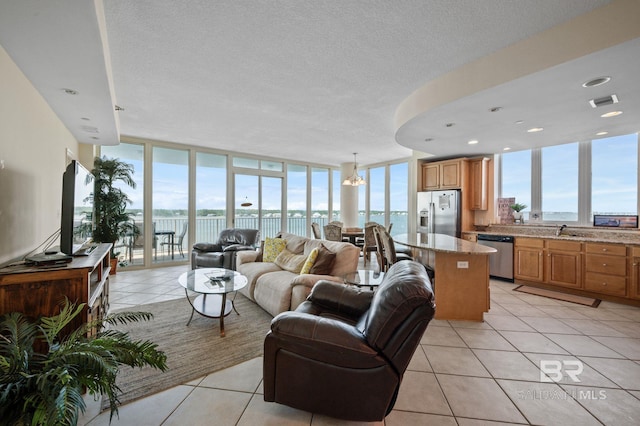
[342,153,366,186]
[240,196,253,207]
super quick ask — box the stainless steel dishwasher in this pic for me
[477,234,514,282]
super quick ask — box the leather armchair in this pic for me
[191,228,260,270]
[263,260,435,421]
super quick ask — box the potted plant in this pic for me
[91,156,139,273]
[510,202,527,222]
[0,299,167,425]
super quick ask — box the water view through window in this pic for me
[501,133,638,224]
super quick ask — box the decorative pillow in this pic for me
[300,247,319,274]
[274,248,308,273]
[263,237,287,263]
[309,244,336,275]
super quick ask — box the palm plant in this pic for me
[91,156,139,258]
[0,300,167,425]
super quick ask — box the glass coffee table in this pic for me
[343,269,385,291]
[178,268,248,337]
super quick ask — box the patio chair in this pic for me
[160,222,188,258]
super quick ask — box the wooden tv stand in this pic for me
[0,243,112,337]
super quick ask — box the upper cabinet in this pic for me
[421,159,466,190]
[469,157,490,210]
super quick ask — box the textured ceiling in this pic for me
[4,0,635,167]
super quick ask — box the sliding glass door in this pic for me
[152,147,189,264]
[234,174,283,238]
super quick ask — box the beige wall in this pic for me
[0,43,80,264]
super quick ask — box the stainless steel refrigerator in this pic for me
[417,190,461,237]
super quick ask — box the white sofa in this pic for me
[236,231,360,316]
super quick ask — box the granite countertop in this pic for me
[468,225,640,245]
[394,233,496,255]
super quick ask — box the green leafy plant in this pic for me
[0,299,167,425]
[510,202,527,212]
[91,156,139,258]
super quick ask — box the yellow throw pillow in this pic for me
[300,247,319,274]
[263,237,287,263]
[274,248,308,273]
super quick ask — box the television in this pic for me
[60,160,94,255]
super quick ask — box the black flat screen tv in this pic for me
[60,160,94,255]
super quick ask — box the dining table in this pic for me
[342,228,364,245]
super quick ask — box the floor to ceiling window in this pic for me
[152,147,189,264]
[369,166,386,226]
[101,138,411,268]
[260,177,283,238]
[332,169,341,223]
[196,152,227,243]
[233,157,285,238]
[287,164,307,235]
[311,167,329,233]
[100,142,145,266]
[389,162,408,235]
[234,174,259,231]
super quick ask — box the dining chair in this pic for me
[361,222,378,266]
[323,223,343,242]
[311,222,322,239]
[374,225,412,272]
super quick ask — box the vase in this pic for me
[512,212,523,223]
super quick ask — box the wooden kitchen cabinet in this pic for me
[0,244,111,338]
[544,240,582,289]
[513,238,640,305]
[584,242,627,297]
[514,238,544,282]
[469,157,489,210]
[421,159,466,190]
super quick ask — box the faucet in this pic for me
[556,224,567,237]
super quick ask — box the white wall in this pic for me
[0,43,79,264]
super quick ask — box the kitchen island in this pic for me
[394,233,496,321]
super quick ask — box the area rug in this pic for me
[101,293,272,410]
[513,285,600,307]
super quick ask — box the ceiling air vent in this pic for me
[589,94,619,108]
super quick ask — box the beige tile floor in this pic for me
[81,262,640,425]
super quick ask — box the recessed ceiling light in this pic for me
[601,111,622,118]
[596,131,608,136]
[81,117,90,121]
[62,88,78,95]
[527,127,544,133]
[445,123,455,128]
[489,107,502,112]
[503,147,511,151]
[515,120,524,125]
[90,136,99,140]
[468,140,479,145]
[424,138,434,142]
[582,76,611,88]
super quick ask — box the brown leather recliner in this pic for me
[190,228,260,270]
[263,260,435,421]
